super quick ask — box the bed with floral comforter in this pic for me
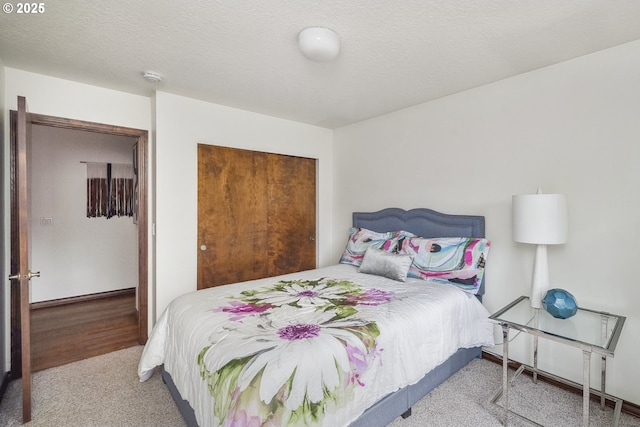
[138,263,494,427]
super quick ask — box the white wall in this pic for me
[2,68,152,369]
[332,40,640,405]
[154,92,333,319]
[29,125,138,302]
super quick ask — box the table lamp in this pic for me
[512,189,568,308]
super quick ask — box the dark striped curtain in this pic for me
[86,163,134,218]
[87,177,108,217]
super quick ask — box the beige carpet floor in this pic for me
[0,346,638,427]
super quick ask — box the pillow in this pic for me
[388,230,416,253]
[358,247,414,282]
[339,228,415,266]
[339,227,395,266]
[399,237,491,294]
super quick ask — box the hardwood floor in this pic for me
[30,291,139,372]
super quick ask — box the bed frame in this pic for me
[161,207,486,427]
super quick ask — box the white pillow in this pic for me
[358,247,414,282]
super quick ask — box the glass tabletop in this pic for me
[489,296,626,356]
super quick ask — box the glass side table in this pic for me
[489,295,626,427]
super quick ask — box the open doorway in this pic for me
[30,125,138,304]
[30,125,139,370]
[10,111,148,376]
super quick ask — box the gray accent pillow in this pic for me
[358,247,414,282]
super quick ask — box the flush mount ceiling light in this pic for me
[298,27,340,62]
[142,71,162,83]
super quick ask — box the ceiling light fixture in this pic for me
[298,27,340,62]
[142,71,163,83]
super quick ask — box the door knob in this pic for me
[8,271,40,281]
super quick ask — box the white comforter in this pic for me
[138,264,494,427]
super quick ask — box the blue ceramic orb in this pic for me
[542,289,578,319]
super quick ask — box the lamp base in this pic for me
[530,244,549,308]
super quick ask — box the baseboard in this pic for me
[30,287,136,310]
[482,351,640,419]
[0,370,10,405]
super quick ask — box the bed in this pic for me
[138,207,494,427]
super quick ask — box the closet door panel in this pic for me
[267,154,316,276]
[197,145,268,289]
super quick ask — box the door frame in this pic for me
[9,111,149,379]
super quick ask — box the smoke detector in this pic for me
[142,71,163,83]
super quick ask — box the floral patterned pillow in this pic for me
[339,228,414,267]
[399,237,490,294]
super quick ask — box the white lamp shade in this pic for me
[298,27,340,62]
[512,193,568,244]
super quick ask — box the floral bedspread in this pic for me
[139,264,494,427]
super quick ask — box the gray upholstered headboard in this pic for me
[352,208,486,299]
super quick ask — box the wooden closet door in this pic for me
[267,152,316,276]
[197,145,316,289]
[198,145,268,288]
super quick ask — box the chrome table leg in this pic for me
[583,350,591,427]
[502,324,509,426]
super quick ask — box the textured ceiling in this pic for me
[1,1,640,128]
